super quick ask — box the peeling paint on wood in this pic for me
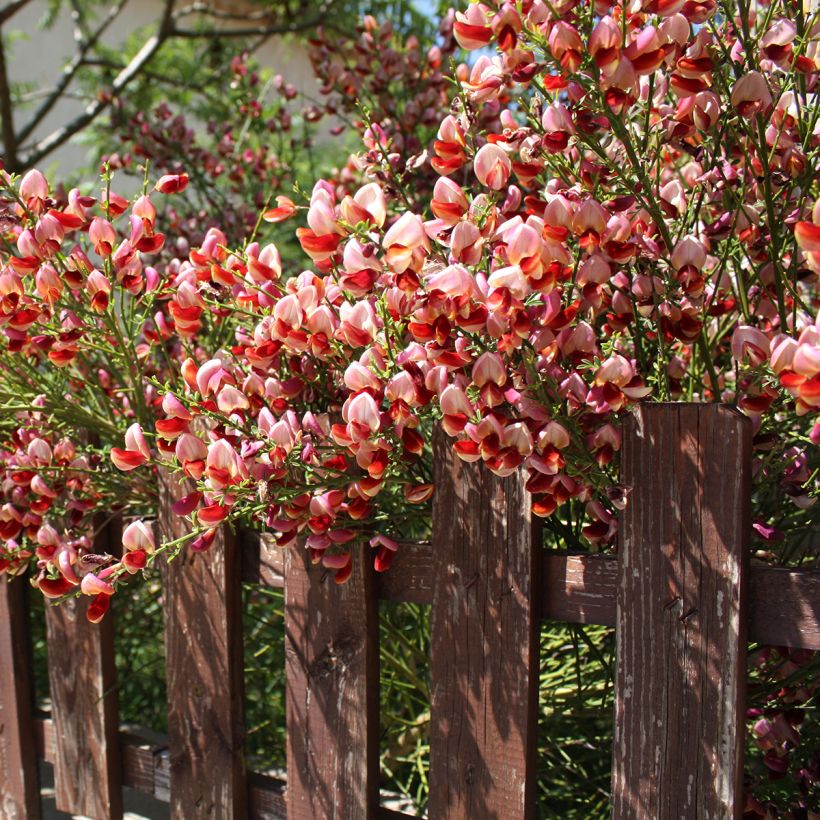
[284,543,379,819]
[612,404,750,819]
[159,468,247,819]
[45,517,122,819]
[0,577,40,820]
[428,428,541,819]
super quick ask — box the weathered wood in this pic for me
[238,533,820,649]
[284,543,379,819]
[613,403,750,819]
[0,577,41,820]
[750,565,820,650]
[44,518,122,820]
[541,553,618,626]
[159,468,247,819]
[120,728,169,798]
[374,541,434,605]
[248,773,287,819]
[36,713,417,819]
[428,431,541,819]
[241,530,285,588]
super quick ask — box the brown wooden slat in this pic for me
[612,404,750,818]
[284,543,379,819]
[120,729,168,798]
[159,468,247,818]
[241,530,284,587]
[428,431,541,818]
[374,541,434,604]
[34,712,54,764]
[0,577,41,820]
[248,773,286,819]
[45,518,122,820]
[541,552,617,626]
[540,555,820,650]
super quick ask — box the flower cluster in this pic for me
[1,0,818,600]
[1,0,819,806]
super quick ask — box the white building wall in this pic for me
[7,0,321,177]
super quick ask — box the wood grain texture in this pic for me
[0,578,41,820]
[428,430,541,819]
[44,518,122,820]
[750,565,820,650]
[284,543,379,819]
[612,403,750,819]
[36,714,415,819]
[373,541,433,604]
[159,468,247,819]
[541,553,617,626]
[238,534,819,649]
[241,530,284,588]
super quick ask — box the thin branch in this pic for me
[17,0,175,171]
[0,0,31,26]
[14,1,330,171]
[81,57,214,94]
[172,2,293,22]
[15,0,128,146]
[169,17,326,39]
[0,25,17,167]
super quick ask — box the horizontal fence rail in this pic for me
[1,404,819,819]
[242,534,820,651]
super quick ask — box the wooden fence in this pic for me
[1,404,819,819]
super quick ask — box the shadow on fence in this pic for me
[1,404,819,819]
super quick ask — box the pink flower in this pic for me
[154,173,189,194]
[111,424,151,471]
[472,352,506,387]
[383,212,430,273]
[162,393,192,421]
[474,144,511,190]
[731,71,772,117]
[176,433,207,479]
[217,385,250,414]
[122,520,156,552]
[81,573,115,597]
[341,183,387,228]
[671,236,707,270]
[20,169,48,206]
[89,217,116,257]
[263,195,297,223]
[453,3,493,50]
[206,439,248,489]
[732,325,771,366]
[344,362,381,392]
[595,355,634,387]
[344,392,381,435]
[431,177,468,224]
[196,359,230,396]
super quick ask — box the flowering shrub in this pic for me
[1,0,819,809]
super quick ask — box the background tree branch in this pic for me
[0,0,31,26]
[5,0,430,173]
[15,0,175,170]
[15,0,128,147]
[0,24,18,167]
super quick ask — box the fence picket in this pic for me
[159,469,247,819]
[44,517,122,819]
[613,403,750,818]
[0,577,41,820]
[428,430,541,819]
[284,542,379,819]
